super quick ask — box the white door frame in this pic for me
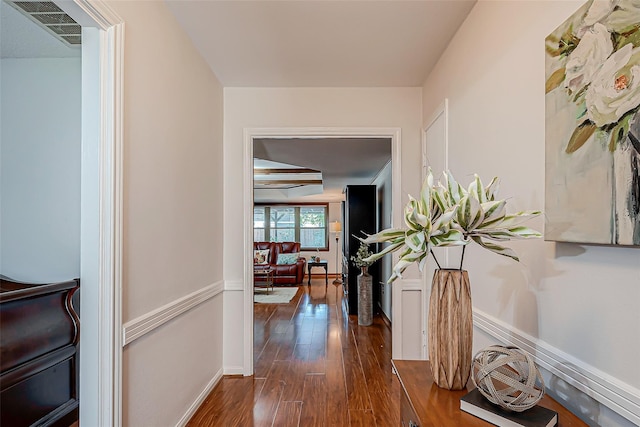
[421,99,449,359]
[242,127,403,373]
[57,1,124,425]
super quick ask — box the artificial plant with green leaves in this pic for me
[360,169,542,283]
[350,241,375,269]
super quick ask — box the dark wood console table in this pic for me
[392,359,587,427]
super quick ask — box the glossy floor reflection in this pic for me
[188,278,399,426]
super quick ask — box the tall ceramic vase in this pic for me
[428,269,472,390]
[357,266,373,326]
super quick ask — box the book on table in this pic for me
[460,388,558,427]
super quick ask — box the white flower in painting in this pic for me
[585,44,640,127]
[564,23,613,93]
[583,0,617,26]
[604,0,640,33]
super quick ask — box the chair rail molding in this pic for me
[122,281,224,346]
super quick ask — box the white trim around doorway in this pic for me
[62,0,124,425]
[242,127,403,374]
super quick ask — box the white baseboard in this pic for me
[473,308,640,426]
[224,366,245,376]
[175,368,223,427]
[122,281,224,345]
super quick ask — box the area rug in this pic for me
[254,287,299,304]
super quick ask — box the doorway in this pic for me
[243,127,403,374]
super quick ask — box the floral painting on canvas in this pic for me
[545,0,640,245]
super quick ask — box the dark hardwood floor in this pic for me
[187,277,400,426]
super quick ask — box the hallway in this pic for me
[188,278,400,426]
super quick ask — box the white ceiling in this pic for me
[164,0,476,201]
[1,0,476,201]
[165,0,476,87]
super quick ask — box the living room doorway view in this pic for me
[249,135,395,421]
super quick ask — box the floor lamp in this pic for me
[330,221,343,285]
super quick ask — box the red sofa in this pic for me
[254,242,306,285]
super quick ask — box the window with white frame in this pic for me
[254,204,328,250]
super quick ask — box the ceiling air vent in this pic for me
[7,1,81,46]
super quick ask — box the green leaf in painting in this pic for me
[546,67,566,94]
[609,128,620,152]
[614,26,640,50]
[566,121,597,153]
[546,24,579,57]
[574,99,587,121]
[608,111,634,151]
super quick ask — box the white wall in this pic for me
[224,87,423,367]
[0,58,81,282]
[422,2,640,426]
[104,1,225,425]
[372,162,393,319]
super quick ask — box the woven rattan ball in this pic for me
[471,345,545,412]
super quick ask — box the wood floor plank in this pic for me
[272,401,302,427]
[253,378,266,404]
[188,280,399,426]
[254,390,283,427]
[274,328,297,361]
[348,409,378,427]
[310,319,328,359]
[280,344,309,402]
[295,319,314,345]
[254,335,281,379]
[187,376,256,426]
[253,305,276,356]
[326,321,344,361]
[307,358,327,377]
[341,328,371,411]
[300,374,327,427]
[354,321,399,426]
[253,360,290,426]
[325,357,350,427]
